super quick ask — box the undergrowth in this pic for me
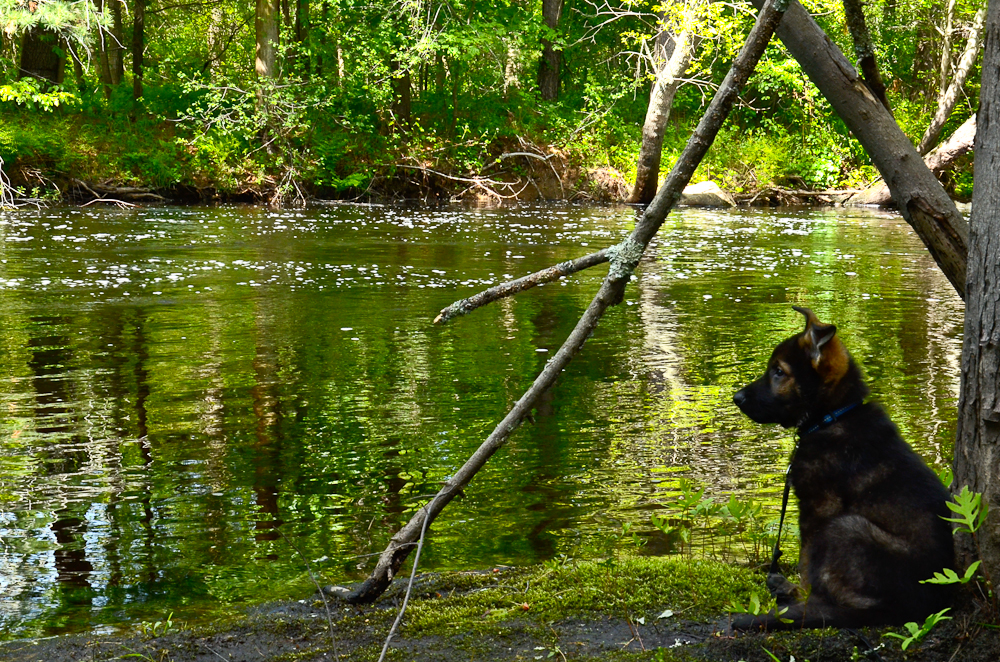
[1,77,966,204]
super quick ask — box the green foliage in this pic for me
[135,612,179,637]
[922,560,981,586]
[0,0,98,45]
[728,591,792,624]
[926,487,998,622]
[883,608,952,651]
[0,79,78,111]
[651,478,777,566]
[0,0,985,198]
[945,485,989,536]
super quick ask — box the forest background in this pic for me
[0,0,986,205]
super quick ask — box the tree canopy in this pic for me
[0,0,986,202]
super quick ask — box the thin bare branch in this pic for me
[434,249,611,325]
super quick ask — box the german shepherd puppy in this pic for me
[730,306,954,630]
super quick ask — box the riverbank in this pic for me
[0,106,972,209]
[2,556,998,662]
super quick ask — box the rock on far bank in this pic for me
[679,181,736,207]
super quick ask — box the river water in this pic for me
[0,204,963,637]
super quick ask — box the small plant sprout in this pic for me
[620,522,646,548]
[922,560,981,585]
[729,591,792,624]
[935,465,953,488]
[729,590,765,616]
[883,608,952,650]
[943,486,988,535]
[136,612,177,637]
[761,646,796,662]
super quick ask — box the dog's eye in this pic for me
[772,366,785,378]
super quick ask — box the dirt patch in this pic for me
[3,563,999,661]
[4,591,1000,661]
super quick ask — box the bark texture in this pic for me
[18,27,63,83]
[132,0,146,100]
[629,27,697,204]
[256,0,280,79]
[917,5,987,155]
[751,0,968,299]
[953,0,1000,579]
[390,60,412,127]
[538,0,564,100]
[329,0,791,605]
[110,0,125,84]
[941,0,957,95]
[842,0,891,112]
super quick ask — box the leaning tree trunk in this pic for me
[750,0,968,299]
[538,0,564,100]
[917,5,987,155]
[952,0,1000,579]
[329,0,793,606]
[18,27,64,84]
[629,27,697,204]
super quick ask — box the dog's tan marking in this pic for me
[817,336,850,384]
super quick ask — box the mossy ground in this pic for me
[3,555,999,661]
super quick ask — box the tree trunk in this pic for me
[110,0,125,85]
[329,0,792,606]
[295,0,309,44]
[952,0,1000,580]
[538,0,564,100]
[206,5,225,77]
[390,60,411,127]
[96,2,114,97]
[850,114,977,206]
[132,0,145,100]
[917,5,987,155]
[628,26,697,204]
[842,0,891,112]
[256,0,280,80]
[924,113,977,173]
[68,40,86,93]
[18,27,64,84]
[750,0,969,299]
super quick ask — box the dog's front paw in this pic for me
[728,612,765,632]
[766,572,800,605]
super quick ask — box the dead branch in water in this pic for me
[327,0,792,607]
[434,249,611,324]
[71,178,167,203]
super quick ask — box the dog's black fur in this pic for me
[730,306,954,630]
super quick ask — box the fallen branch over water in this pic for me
[71,178,167,203]
[328,0,792,606]
[433,248,611,325]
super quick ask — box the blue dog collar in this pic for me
[800,401,863,436]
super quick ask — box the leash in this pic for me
[768,401,863,575]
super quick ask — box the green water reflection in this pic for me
[0,204,963,637]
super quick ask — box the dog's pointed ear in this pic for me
[793,306,841,372]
